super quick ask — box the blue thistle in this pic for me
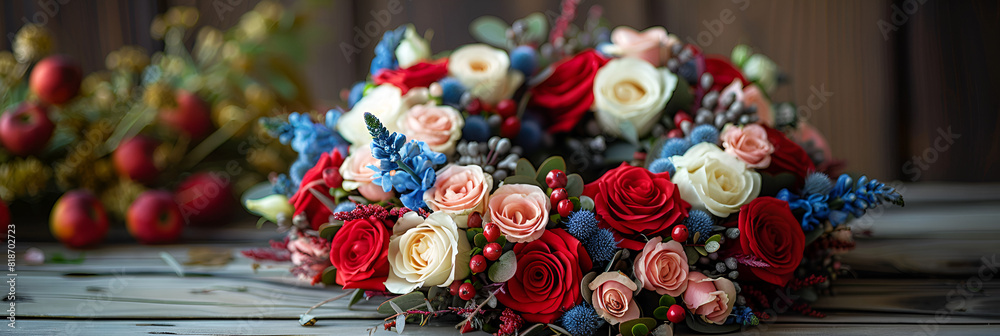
[659,138,691,158]
[683,210,715,243]
[565,210,600,242]
[584,229,619,265]
[558,303,605,336]
[688,124,720,145]
[803,172,833,195]
[648,158,676,176]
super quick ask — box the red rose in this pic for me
[704,56,748,93]
[290,151,345,230]
[329,216,392,290]
[761,126,815,187]
[529,49,609,133]
[373,59,449,94]
[496,229,592,324]
[726,197,804,286]
[582,163,690,250]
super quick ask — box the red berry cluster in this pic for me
[545,169,574,217]
[467,98,521,138]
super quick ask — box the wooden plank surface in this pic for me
[10,183,1000,334]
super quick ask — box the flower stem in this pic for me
[395,158,421,183]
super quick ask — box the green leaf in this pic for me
[318,222,343,240]
[631,323,650,336]
[467,228,483,243]
[565,173,584,197]
[579,196,595,211]
[694,245,708,256]
[705,241,721,253]
[469,16,511,48]
[685,246,699,265]
[706,234,722,244]
[550,214,562,224]
[520,13,549,44]
[620,318,657,336]
[535,156,567,187]
[521,323,549,336]
[496,235,507,247]
[488,251,518,282]
[321,266,337,285]
[658,295,676,307]
[653,306,670,320]
[804,226,825,245]
[569,196,581,210]
[347,288,365,309]
[516,158,536,177]
[619,120,639,145]
[377,292,426,315]
[474,233,488,248]
[581,271,597,305]
[504,175,542,189]
[547,323,571,335]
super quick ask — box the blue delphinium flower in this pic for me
[370,25,407,76]
[660,137,692,158]
[688,124,720,145]
[565,210,600,242]
[272,173,295,197]
[648,158,676,176]
[789,174,904,227]
[260,112,345,189]
[684,209,715,243]
[364,113,446,210]
[585,228,619,265]
[729,306,759,326]
[777,189,829,231]
[347,82,367,108]
[333,201,356,214]
[558,303,605,336]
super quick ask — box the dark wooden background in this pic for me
[2,0,997,182]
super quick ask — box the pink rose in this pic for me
[588,271,641,325]
[633,237,689,296]
[424,165,493,228]
[683,272,737,325]
[742,85,774,126]
[721,124,775,169]
[488,183,549,243]
[340,146,394,202]
[610,26,678,67]
[397,103,463,154]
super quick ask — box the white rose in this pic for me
[397,102,464,155]
[337,84,404,146]
[385,211,471,294]
[593,57,678,139]
[447,44,523,104]
[670,143,761,218]
[395,25,431,69]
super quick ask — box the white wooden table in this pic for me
[9,183,1000,335]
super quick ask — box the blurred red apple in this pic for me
[127,190,184,244]
[159,90,213,140]
[30,55,82,105]
[175,172,234,226]
[113,135,161,184]
[50,190,109,248]
[0,102,55,156]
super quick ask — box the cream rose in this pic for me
[385,211,471,294]
[634,236,688,296]
[447,44,523,104]
[683,273,737,325]
[671,143,761,217]
[397,103,463,155]
[593,57,677,138]
[395,25,431,69]
[609,26,679,67]
[487,183,549,243]
[424,165,492,228]
[721,124,774,169]
[340,145,394,202]
[589,271,641,325]
[338,84,404,146]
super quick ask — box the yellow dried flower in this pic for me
[0,52,17,81]
[13,24,54,63]
[100,178,146,218]
[0,157,52,202]
[151,17,167,40]
[255,1,284,23]
[143,82,176,109]
[107,46,149,73]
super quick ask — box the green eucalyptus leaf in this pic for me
[488,251,518,282]
[620,318,657,336]
[695,245,708,256]
[535,156,567,186]
[504,175,542,189]
[706,234,723,244]
[619,120,639,145]
[565,173,584,197]
[521,323,549,336]
[347,288,365,309]
[631,323,650,336]
[705,241,721,253]
[470,16,511,48]
[474,233,488,248]
[659,295,676,307]
[804,226,825,245]
[520,13,549,44]
[320,266,337,285]
[318,222,343,240]
[685,246,699,265]
[516,158,536,177]
[467,228,483,243]
[653,306,669,320]
[377,292,426,315]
